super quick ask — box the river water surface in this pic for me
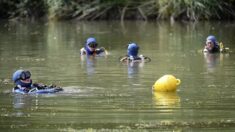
[0,21,235,131]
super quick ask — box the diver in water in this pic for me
[119,42,151,63]
[12,70,58,93]
[12,70,33,92]
[204,35,220,53]
[127,43,140,60]
[80,37,107,56]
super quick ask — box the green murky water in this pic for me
[0,21,235,131]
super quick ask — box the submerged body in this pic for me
[119,54,151,63]
[80,47,107,56]
[119,43,151,63]
[12,70,63,94]
[203,35,230,53]
[12,85,63,94]
[203,35,220,53]
[80,37,107,56]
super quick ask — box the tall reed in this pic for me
[157,0,235,21]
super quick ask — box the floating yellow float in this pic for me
[152,75,181,92]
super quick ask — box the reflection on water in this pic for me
[127,62,144,78]
[81,55,97,76]
[204,53,220,73]
[12,94,39,117]
[203,52,231,73]
[153,92,180,108]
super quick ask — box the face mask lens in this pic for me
[25,71,31,79]
[20,71,31,80]
[88,42,97,48]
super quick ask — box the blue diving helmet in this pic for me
[127,43,139,57]
[85,37,98,55]
[12,70,32,88]
[206,35,217,46]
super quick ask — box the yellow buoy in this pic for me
[152,75,181,92]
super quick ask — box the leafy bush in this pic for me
[0,0,47,20]
[0,0,235,21]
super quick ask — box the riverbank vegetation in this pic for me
[0,0,235,21]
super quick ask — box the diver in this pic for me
[203,35,220,53]
[12,70,61,93]
[119,42,151,63]
[80,37,107,56]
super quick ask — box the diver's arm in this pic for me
[33,83,46,89]
[95,47,106,54]
[80,48,86,55]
